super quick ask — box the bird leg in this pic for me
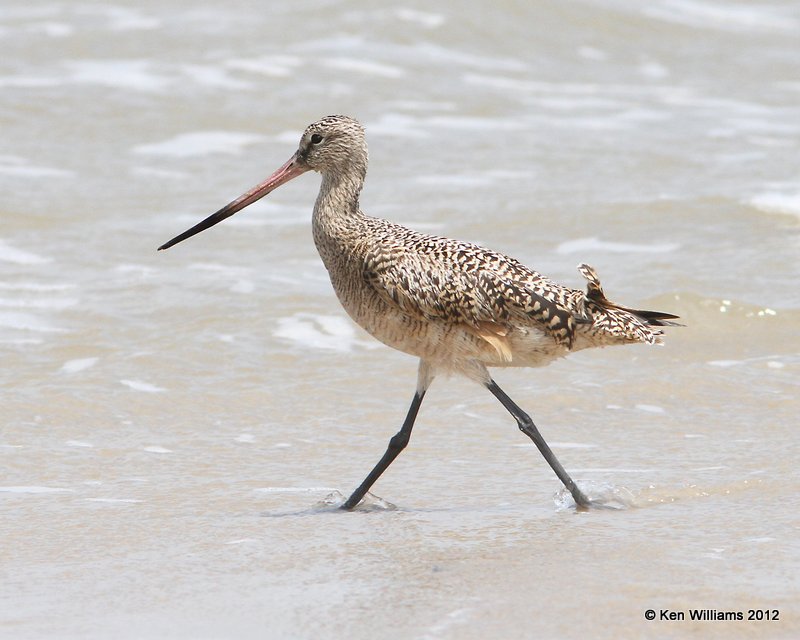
[486,379,592,508]
[340,389,426,510]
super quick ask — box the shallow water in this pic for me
[2,1,799,638]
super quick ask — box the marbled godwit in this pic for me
[159,115,679,509]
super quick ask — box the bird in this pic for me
[158,114,679,510]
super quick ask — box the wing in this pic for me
[362,233,580,349]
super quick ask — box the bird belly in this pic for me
[339,286,566,371]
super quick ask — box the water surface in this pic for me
[2,1,799,638]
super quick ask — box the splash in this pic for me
[316,490,397,512]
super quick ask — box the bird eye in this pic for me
[310,133,323,144]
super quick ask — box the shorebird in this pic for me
[159,115,679,509]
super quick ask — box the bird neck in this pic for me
[313,168,366,228]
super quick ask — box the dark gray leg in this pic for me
[341,389,426,510]
[487,379,591,508]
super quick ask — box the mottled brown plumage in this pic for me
[159,114,679,510]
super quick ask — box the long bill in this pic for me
[158,152,309,251]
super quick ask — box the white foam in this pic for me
[66,440,94,448]
[749,192,800,217]
[65,59,170,92]
[114,263,158,277]
[639,61,670,79]
[0,486,73,494]
[0,311,66,333]
[514,442,596,449]
[416,169,533,188]
[323,57,405,78]
[745,536,775,544]
[415,43,526,72]
[395,8,445,29]
[143,446,171,453]
[188,262,251,277]
[255,487,338,493]
[577,46,607,61]
[427,115,527,131]
[132,131,265,157]
[131,166,189,180]
[75,5,161,31]
[0,155,72,177]
[0,282,74,292]
[367,113,428,139]
[60,357,99,374]
[571,468,652,474]
[28,21,74,37]
[120,379,166,393]
[85,498,143,504]
[225,538,258,545]
[179,64,253,90]
[644,0,797,32]
[708,360,741,367]
[230,279,255,294]
[555,236,680,255]
[0,239,51,265]
[225,55,303,77]
[550,442,598,449]
[274,312,379,352]
[0,296,78,310]
[636,404,665,414]
[275,129,305,144]
[0,337,43,346]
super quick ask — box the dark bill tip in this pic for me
[157,153,308,251]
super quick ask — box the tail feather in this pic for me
[576,263,682,343]
[618,307,682,327]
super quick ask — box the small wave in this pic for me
[0,238,51,265]
[273,312,379,352]
[322,57,405,79]
[132,130,265,158]
[0,486,73,494]
[224,55,303,78]
[315,490,397,511]
[0,311,66,333]
[86,6,162,32]
[0,296,78,310]
[554,482,638,510]
[65,59,171,92]
[0,282,75,292]
[643,0,798,33]
[748,192,800,218]
[255,487,339,494]
[395,8,445,29]
[120,379,166,392]
[66,440,93,448]
[178,64,253,91]
[555,236,680,255]
[0,155,72,178]
[635,404,666,414]
[60,357,99,374]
